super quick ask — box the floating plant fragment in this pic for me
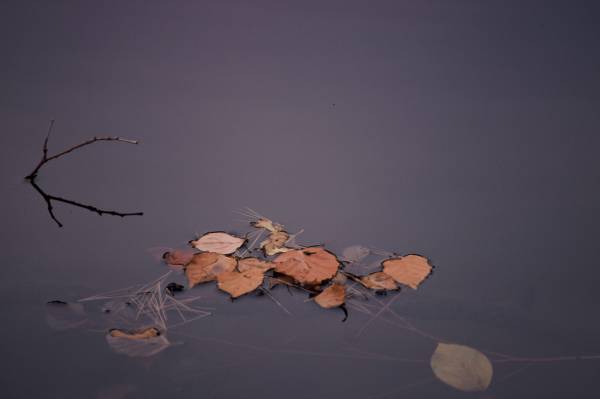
[430,342,493,392]
[251,218,282,232]
[237,257,274,273]
[274,247,340,286]
[106,327,171,357]
[260,230,293,256]
[217,269,264,298]
[190,232,246,255]
[341,245,371,263]
[185,252,237,287]
[382,255,432,289]
[360,272,398,291]
[314,284,346,309]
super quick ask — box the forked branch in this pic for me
[25,120,144,227]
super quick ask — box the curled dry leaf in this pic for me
[274,247,340,286]
[106,327,170,357]
[190,232,246,255]
[162,249,196,266]
[382,255,432,289]
[251,218,283,232]
[237,257,274,273]
[185,252,237,287]
[217,269,264,298]
[430,342,493,392]
[360,272,398,291]
[314,284,346,308]
[261,230,292,256]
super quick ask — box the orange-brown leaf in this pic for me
[162,249,196,266]
[314,284,346,308]
[185,252,237,287]
[274,247,339,285]
[237,257,274,273]
[217,269,264,298]
[382,255,432,289]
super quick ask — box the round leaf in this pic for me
[382,255,432,289]
[274,247,340,285]
[190,232,246,255]
[430,342,493,392]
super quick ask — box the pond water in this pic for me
[2,2,600,398]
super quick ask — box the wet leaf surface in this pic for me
[314,284,346,308]
[382,255,432,289]
[360,272,398,291]
[217,269,265,298]
[185,252,237,287]
[274,247,340,285]
[237,257,274,273]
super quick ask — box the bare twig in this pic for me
[25,121,143,227]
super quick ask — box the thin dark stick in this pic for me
[25,121,143,227]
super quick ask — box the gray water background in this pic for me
[1,1,599,398]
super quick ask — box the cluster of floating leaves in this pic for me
[47,209,499,393]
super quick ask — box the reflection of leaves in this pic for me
[274,247,339,285]
[190,232,246,255]
[217,269,264,298]
[106,327,171,357]
[185,252,237,287]
[314,284,345,308]
[430,343,493,392]
[382,255,432,289]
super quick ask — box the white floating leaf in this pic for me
[190,232,246,255]
[430,342,493,392]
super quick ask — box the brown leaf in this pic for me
[237,257,274,273]
[267,274,296,289]
[185,252,237,287]
[382,255,432,289]
[430,342,493,392]
[162,249,196,266]
[108,327,161,340]
[314,284,346,308]
[190,232,246,255]
[274,247,340,285]
[360,272,398,291]
[251,218,283,232]
[217,269,264,298]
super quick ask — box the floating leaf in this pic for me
[274,247,340,285]
[267,274,296,289]
[331,272,348,285]
[190,232,246,255]
[237,257,274,273]
[217,269,264,298]
[341,245,370,263]
[185,252,237,287]
[162,249,196,266]
[360,272,398,291]
[106,327,171,357]
[382,255,432,289]
[430,342,493,392]
[314,284,346,308]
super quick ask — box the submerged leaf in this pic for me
[190,232,246,255]
[237,257,274,273]
[360,272,398,291]
[314,284,346,308]
[341,245,370,263]
[106,327,170,357]
[217,269,264,298]
[430,342,493,392]
[162,249,196,266]
[382,255,432,289]
[185,252,237,287]
[274,247,340,285]
[45,301,87,331]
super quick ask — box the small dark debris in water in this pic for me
[165,282,185,296]
[340,304,348,322]
[47,300,68,305]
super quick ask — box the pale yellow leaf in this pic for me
[190,232,246,254]
[430,342,493,392]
